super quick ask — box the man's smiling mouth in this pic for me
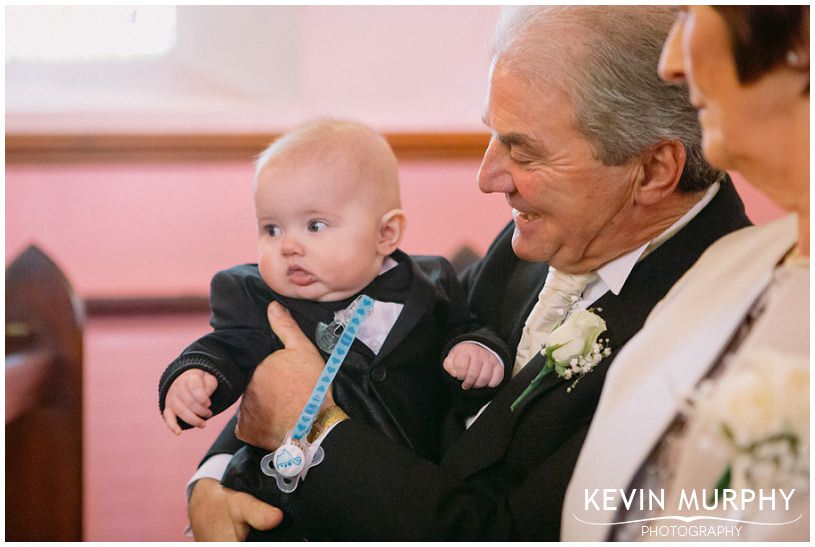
[513,208,541,222]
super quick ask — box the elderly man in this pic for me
[188,6,750,540]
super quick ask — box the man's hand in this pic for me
[443,342,505,390]
[163,369,218,435]
[188,478,283,541]
[235,301,333,450]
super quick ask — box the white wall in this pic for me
[6,6,501,133]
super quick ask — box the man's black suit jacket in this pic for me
[204,180,751,540]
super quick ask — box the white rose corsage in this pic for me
[690,348,809,493]
[511,308,610,411]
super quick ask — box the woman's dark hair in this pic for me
[713,6,809,90]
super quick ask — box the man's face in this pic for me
[254,157,383,302]
[478,59,641,273]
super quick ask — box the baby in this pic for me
[158,120,508,463]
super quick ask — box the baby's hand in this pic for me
[443,342,504,390]
[163,369,218,435]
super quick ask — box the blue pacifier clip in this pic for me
[260,294,375,492]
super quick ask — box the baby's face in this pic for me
[255,158,385,302]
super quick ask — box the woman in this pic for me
[563,6,809,541]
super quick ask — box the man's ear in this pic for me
[377,209,407,255]
[634,139,685,206]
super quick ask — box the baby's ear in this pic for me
[377,209,406,255]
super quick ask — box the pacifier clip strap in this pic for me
[292,294,374,440]
[261,295,374,492]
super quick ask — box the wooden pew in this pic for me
[6,245,84,541]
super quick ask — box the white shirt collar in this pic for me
[585,181,720,300]
[381,255,398,273]
[594,241,648,297]
[340,255,403,355]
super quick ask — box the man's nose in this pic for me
[477,136,515,195]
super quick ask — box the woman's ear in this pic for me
[377,209,407,255]
[634,139,685,206]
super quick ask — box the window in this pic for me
[6,6,176,63]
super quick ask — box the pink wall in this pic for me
[5,159,509,298]
[83,314,220,540]
[4,163,785,299]
[728,173,787,224]
[8,7,501,133]
[297,6,499,130]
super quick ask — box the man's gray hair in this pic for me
[490,6,719,192]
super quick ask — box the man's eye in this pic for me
[307,220,327,233]
[264,225,281,236]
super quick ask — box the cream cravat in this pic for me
[512,267,598,376]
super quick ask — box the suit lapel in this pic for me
[495,225,714,417]
[442,356,546,475]
[370,255,436,368]
[520,177,755,408]
[442,261,690,476]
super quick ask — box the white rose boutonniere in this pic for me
[691,348,809,492]
[511,309,611,411]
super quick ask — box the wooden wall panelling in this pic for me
[5,132,490,164]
